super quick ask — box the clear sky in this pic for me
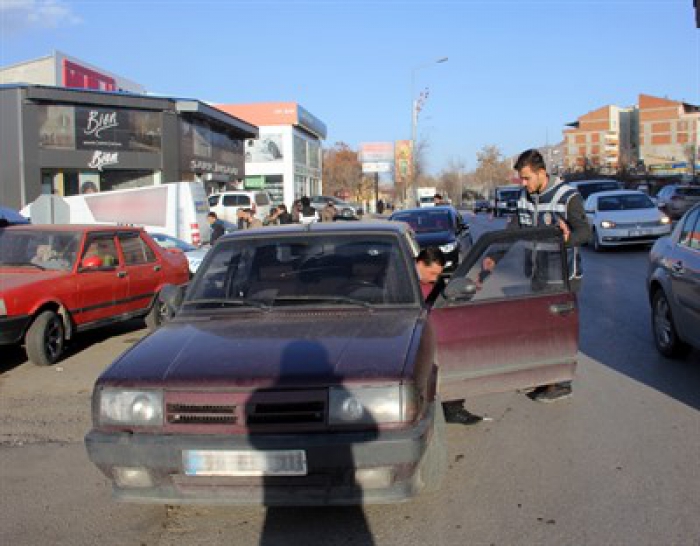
[1,0,698,173]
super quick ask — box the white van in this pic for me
[24,182,211,245]
[208,190,273,223]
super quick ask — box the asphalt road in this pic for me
[1,213,698,546]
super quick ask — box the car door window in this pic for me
[679,209,699,249]
[81,235,119,268]
[435,227,567,307]
[119,233,156,265]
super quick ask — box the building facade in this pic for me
[563,94,699,176]
[216,103,326,206]
[0,85,257,209]
[638,94,700,175]
[0,50,146,94]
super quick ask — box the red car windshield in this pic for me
[0,229,82,271]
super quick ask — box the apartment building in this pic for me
[638,94,700,175]
[563,105,636,173]
[563,94,699,176]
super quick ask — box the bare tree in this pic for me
[474,145,512,193]
[322,142,363,198]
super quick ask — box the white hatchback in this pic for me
[585,190,672,252]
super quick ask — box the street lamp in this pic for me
[410,57,448,205]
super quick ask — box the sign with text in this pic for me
[359,142,394,163]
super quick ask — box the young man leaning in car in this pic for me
[416,247,483,425]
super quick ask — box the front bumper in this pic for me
[0,315,31,345]
[599,225,671,246]
[85,403,437,506]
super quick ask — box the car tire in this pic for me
[145,293,170,331]
[652,289,690,358]
[25,310,65,366]
[592,229,605,252]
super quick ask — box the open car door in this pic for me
[430,227,578,400]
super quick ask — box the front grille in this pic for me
[163,390,327,432]
[167,404,237,425]
[248,401,325,425]
[614,220,662,229]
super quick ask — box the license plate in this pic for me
[628,229,651,236]
[183,449,307,476]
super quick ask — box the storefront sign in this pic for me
[189,159,238,176]
[76,107,130,149]
[88,150,119,171]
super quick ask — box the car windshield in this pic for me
[677,187,700,197]
[577,182,622,199]
[0,229,81,271]
[598,194,655,211]
[498,190,520,200]
[186,233,418,308]
[391,210,452,233]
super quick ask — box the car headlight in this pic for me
[439,241,458,253]
[600,220,617,229]
[98,388,163,427]
[329,385,417,425]
[660,216,671,225]
[0,298,6,316]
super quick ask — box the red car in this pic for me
[0,225,189,366]
[85,223,578,506]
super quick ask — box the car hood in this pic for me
[0,269,69,294]
[594,208,663,223]
[415,231,454,246]
[101,309,421,387]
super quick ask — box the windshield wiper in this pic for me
[182,298,269,310]
[270,295,373,308]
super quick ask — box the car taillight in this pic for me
[190,223,201,245]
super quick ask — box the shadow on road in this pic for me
[260,507,375,546]
[579,245,700,411]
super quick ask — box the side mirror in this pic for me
[160,283,186,316]
[444,277,477,301]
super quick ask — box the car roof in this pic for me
[3,224,144,233]
[219,221,409,241]
[391,206,456,216]
[587,189,648,199]
[569,179,622,186]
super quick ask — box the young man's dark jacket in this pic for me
[510,177,590,291]
[210,219,225,243]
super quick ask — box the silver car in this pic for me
[149,233,209,276]
[656,185,700,220]
[647,204,700,357]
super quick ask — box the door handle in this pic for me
[549,302,576,316]
[670,261,684,274]
[117,271,127,278]
[154,265,162,272]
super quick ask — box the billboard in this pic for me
[394,140,413,185]
[359,142,394,163]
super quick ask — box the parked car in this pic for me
[655,185,700,220]
[388,206,472,270]
[493,186,521,217]
[568,179,624,200]
[0,225,189,366]
[0,206,30,227]
[85,222,578,506]
[208,190,273,223]
[584,190,672,251]
[647,204,700,357]
[148,232,210,275]
[309,196,358,219]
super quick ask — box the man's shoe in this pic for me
[531,384,572,403]
[443,403,483,425]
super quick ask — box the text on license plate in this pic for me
[182,449,307,476]
[628,229,651,236]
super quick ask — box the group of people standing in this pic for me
[206,196,340,244]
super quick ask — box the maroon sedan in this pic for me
[85,222,578,505]
[0,225,189,366]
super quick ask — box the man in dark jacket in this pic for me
[511,148,589,402]
[207,212,225,244]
